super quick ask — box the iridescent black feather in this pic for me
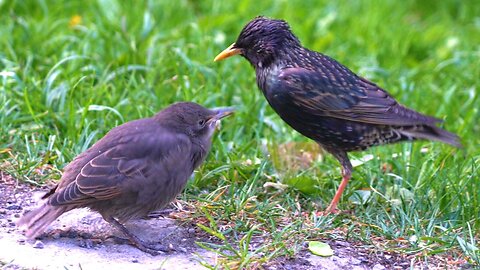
[232,17,461,153]
[217,16,461,212]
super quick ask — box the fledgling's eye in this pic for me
[198,119,206,127]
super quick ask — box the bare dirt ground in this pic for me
[0,171,461,270]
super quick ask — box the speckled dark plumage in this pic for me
[18,102,234,254]
[215,16,461,213]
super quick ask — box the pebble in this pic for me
[350,257,361,265]
[51,232,61,239]
[335,241,349,247]
[6,204,22,210]
[62,230,78,239]
[131,259,139,263]
[33,240,45,249]
[78,239,94,249]
[79,232,93,239]
[372,264,386,270]
[359,256,369,263]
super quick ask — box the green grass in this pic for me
[1,0,479,268]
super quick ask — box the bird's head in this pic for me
[214,16,301,68]
[155,102,234,141]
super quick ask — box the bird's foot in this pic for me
[134,241,173,256]
[107,235,174,255]
[147,208,175,218]
[301,210,339,218]
[323,207,340,215]
[105,217,175,255]
[315,210,338,216]
[312,207,341,216]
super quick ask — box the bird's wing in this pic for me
[48,128,192,206]
[272,67,441,126]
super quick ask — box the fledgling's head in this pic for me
[155,102,234,140]
[214,16,301,68]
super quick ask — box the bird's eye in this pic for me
[198,119,206,127]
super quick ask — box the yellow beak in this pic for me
[214,43,242,61]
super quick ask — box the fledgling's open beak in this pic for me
[212,107,235,120]
[214,43,242,61]
[207,107,235,130]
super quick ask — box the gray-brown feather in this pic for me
[17,204,73,238]
[46,119,201,222]
[18,102,216,237]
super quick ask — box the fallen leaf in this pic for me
[308,241,334,257]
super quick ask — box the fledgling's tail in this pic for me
[17,203,70,238]
[400,124,462,148]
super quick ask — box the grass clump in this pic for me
[1,0,479,268]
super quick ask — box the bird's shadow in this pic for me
[24,207,201,256]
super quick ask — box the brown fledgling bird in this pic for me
[214,17,461,213]
[17,102,234,255]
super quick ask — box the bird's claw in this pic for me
[108,235,173,255]
[137,244,167,256]
[142,241,174,253]
[131,241,174,256]
[314,208,341,216]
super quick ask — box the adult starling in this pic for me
[17,102,234,254]
[214,17,461,213]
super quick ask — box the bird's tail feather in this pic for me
[17,204,69,239]
[400,125,462,148]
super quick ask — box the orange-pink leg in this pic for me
[321,147,353,214]
[325,174,351,213]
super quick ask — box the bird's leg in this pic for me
[324,149,353,214]
[147,208,175,218]
[325,170,352,213]
[104,216,170,255]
